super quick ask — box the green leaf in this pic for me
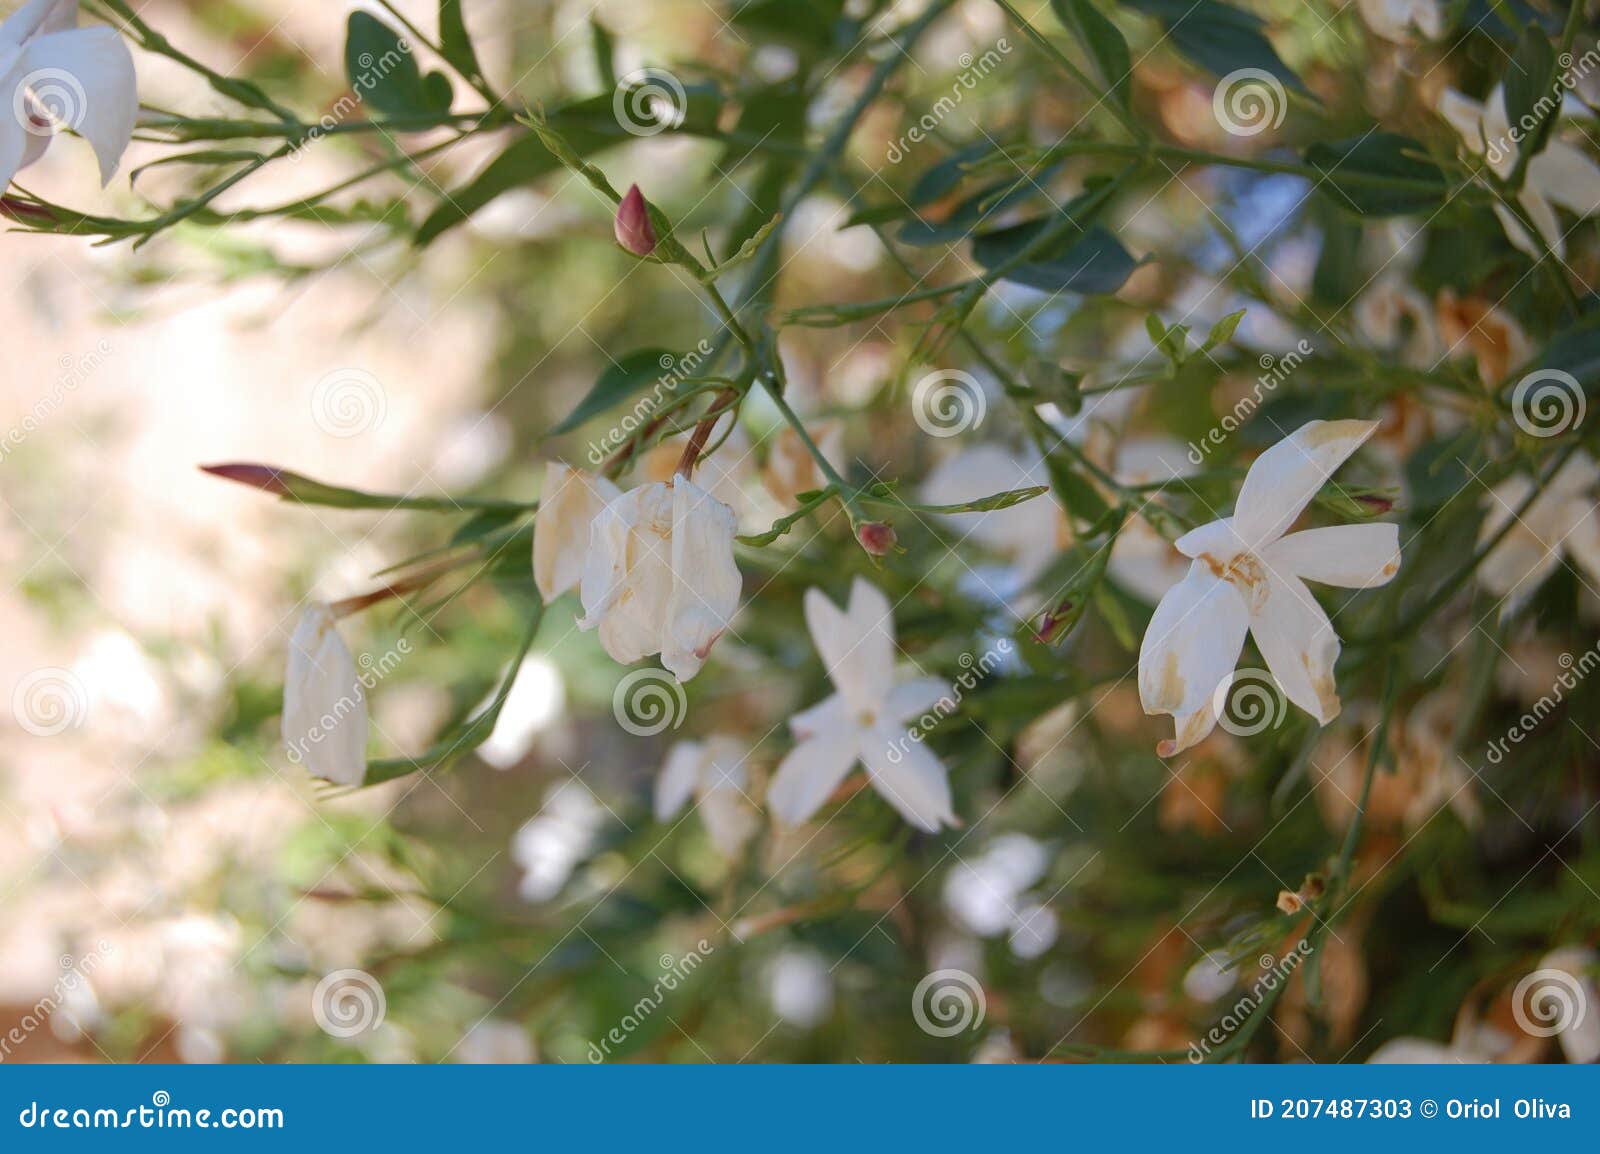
[732,0,849,56]
[903,485,1052,515]
[415,104,613,245]
[1042,453,1112,528]
[1504,26,1559,164]
[344,12,453,119]
[551,347,683,435]
[1145,313,1190,367]
[1120,0,1306,93]
[1305,133,1447,216]
[438,0,484,83]
[590,17,617,91]
[1200,308,1245,352]
[1050,0,1132,110]
[972,221,1144,294]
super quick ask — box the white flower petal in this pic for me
[859,723,956,832]
[1175,516,1249,562]
[579,482,675,665]
[698,789,758,858]
[1437,89,1487,156]
[804,578,895,710]
[1366,1038,1484,1064]
[19,25,136,185]
[790,691,848,740]
[1530,140,1600,218]
[663,476,741,681]
[883,676,953,724]
[768,730,860,827]
[1232,420,1378,550]
[282,603,367,786]
[533,463,621,601]
[1264,523,1401,589]
[1138,561,1249,757]
[1250,573,1342,725]
[654,740,703,821]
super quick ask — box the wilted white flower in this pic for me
[1356,0,1443,43]
[579,473,741,681]
[768,578,957,831]
[655,735,760,858]
[1354,275,1442,368]
[0,0,137,189]
[533,462,621,602]
[1478,453,1600,612]
[1438,86,1600,260]
[1139,421,1400,757]
[282,602,367,786]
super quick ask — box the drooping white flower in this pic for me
[1356,0,1443,43]
[1438,86,1600,260]
[768,578,957,831]
[282,602,367,786]
[1139,420,1400,757]
[578,473,741,681]
[655,734,759,858]
[533,462,620,602]
[1478,453,1600,612]
[0,0,137,189]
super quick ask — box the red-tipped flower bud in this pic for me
[200,462,291,496]
[614,184,657,256]
[856,521,896,557]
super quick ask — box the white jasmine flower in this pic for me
[533,462,620,602]
[1356,0,1443,42]
[943,833,1059,959]
[1,0,137,188]
[1139,420,1400,757]
[768,578,957,831]
[578,473,741,681]
[655,734,759,858]
[282,602,367,786]
[1478,453,1600,611]
[1437,86,1600,260]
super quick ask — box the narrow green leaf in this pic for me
[1050,0,1132,110]
[1504,26,1559,163]
[551,347,684,435]
[439,0,484,82]
[972,221,1144,294]
[1121,0,1307,94]
[1305,133,1447,216]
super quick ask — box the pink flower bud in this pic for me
[200,462,291,496]
[614,184,657,256]
[856,521,896,556]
